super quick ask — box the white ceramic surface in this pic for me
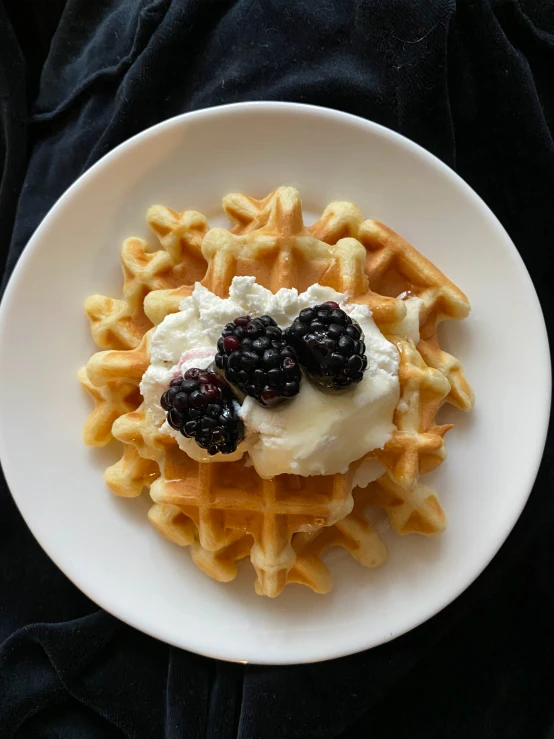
[0,102,549,664]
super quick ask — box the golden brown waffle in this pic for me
[80,186,473,596]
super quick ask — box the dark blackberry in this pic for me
[160,368,244,455]
[286,301,368,388]
[215,315,301,406]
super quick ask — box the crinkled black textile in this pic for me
[1,1,553,737]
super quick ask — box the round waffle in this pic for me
[80,187,473,596]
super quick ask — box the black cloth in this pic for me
[1,1,553,737]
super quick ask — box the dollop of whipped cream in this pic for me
[140,277,401,475]
[241,300,399,477]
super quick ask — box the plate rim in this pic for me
[0,101,551,664]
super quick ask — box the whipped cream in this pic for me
[241,300,399,477]
[140,277,400,476]
[352,457,386,489]
[141,323,246,462]
[393,296,423,344]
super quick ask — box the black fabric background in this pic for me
[1,1,553,737]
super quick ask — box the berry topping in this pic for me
[286,302,368,387]
[214,315,302,406]
[160,368,244,455]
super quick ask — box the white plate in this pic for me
[0,102,549,664]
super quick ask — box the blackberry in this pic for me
[214,315,302,406]
[160,368,244,455]
[286,301,368,388]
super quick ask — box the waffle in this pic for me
[80,186,473,596]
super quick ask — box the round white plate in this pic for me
[0,102,549,664]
